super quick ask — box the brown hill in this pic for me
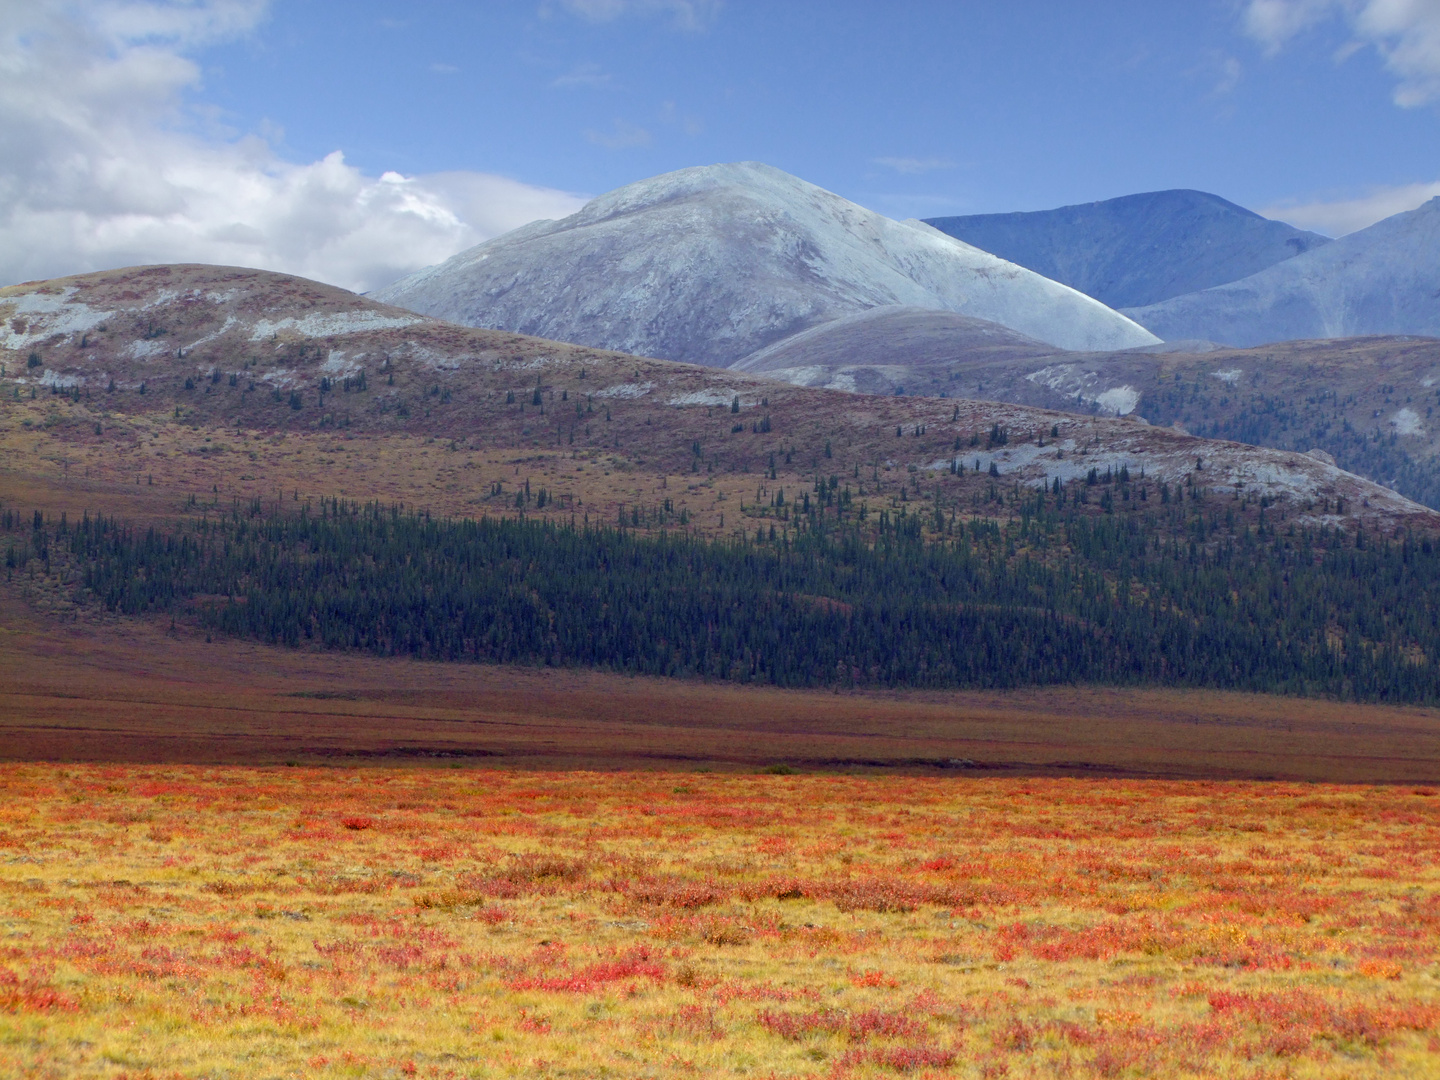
[1,264,1432,538]
[745,325,1440,510]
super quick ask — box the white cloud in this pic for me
[871,157,956,175]
[657,99,702,135]
[1241,0,1440,105]
[1210,54,1244,96]
[552,62,611,88]
[544,0,722,32]
[585,118,652,148]
[1261,179,1440,234]
[0,1,587,294]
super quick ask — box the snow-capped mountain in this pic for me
[1123,197,1440,346]
[372,162,1158,366]
[926,190,1329,310]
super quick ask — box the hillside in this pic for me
[1124,197,1440,345]
[729,306,1060,394]
[371,162,1158,365]
[747,328,1440,511]
[925,190,1329,309]
[1,264,1425,542]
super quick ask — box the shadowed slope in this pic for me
[927,190,1329,309]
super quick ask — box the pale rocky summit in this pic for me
[372,162,1158,366]
[926,190,1329,309]
[1124,197,1440,346]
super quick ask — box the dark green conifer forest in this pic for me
[5,499,1440,703]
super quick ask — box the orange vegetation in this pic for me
[1,765,1437,1079]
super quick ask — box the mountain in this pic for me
[925,190,1330,309]
[372,162,1159,365]
[1124,198,1440,346]
[1,264,1429,540]
[729,305,1061,396]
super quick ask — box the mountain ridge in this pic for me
[925,189,1330,309]
[1123,197,1440,346]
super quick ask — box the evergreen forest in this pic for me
[5,499,1440,703]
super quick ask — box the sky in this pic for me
[3,0,1440,293]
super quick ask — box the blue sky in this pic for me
[198,0,1440,224]
[3,1,1439,290]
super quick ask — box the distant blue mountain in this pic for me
[925,190,1330,310]
[1122,196,1440,346]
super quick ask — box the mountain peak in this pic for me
[925,190,1329,309]
[373,162,1157,366]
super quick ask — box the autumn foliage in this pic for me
[0,765,1437,1078]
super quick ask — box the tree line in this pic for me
[8,499,1440,702]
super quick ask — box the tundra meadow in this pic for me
[1,766,1438,1079]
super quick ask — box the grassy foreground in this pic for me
[1,766,1438,1079]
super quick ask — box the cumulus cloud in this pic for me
[0,1,587,293]
[1242,0,1440,105]
[1261,180,1440,235]
[544,0,722,32]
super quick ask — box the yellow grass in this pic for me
[2,765,1438,1079]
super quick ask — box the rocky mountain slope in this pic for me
[0,264,1430,539]
[926,190,1329,309]
[1124,198,1440,346]
[372,162,1158,365]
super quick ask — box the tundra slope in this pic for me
[372,162,1158,366]
[0,263,1430,536]
[926,189,1329,309]
[1125,197,1440,346]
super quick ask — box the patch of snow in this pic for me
[320,351,363,377]
[38,369,83,388]
[180,316,237,352]
[0,289,114,351]
[1026,363,1099,396]
[826,372,859,393]
[1390,407,1424,436]
[259,368,298,389]
[125,339,169,360]
[1094,386,1139,416]
[594,381,655,399]
[1026,364,1138,414]
[1211,369,1242,384]
[752,365,832,389]
[667,388,741,407]
[248,311,423,341]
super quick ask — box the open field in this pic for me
[1,765,1438,1079]
[4,597,1440,782]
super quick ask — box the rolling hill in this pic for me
[372,162,1159,366]
[925,190,1329,309]
[729,305,1061,395]
[0,263,1427,536]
